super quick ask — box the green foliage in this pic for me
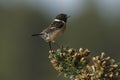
[49,48,120,80]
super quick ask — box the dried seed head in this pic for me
[80,57,85,62]
[83,49,91,56]
[97,60,101,64]
[72,53,78,58]
[68,48,73,53]
[49,48,120,80]
[58,66,63,71]
[112,64,118,68]
[50,59,57,64]
[115,72,119,76]
[100,52,105,59]
[105,56,111,61]
[96,56,100,60]
[79,48,83,53]
[92,57,96,62]
[102,61,106,67]
[110,59,115,64]
[109,72,113,78]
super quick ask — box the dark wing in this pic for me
[51,21,64,28]
[42,21,65,33]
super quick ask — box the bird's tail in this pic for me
[32,34,41,36]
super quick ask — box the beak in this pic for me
[67,15,71,18]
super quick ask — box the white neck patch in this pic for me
[54,19,65,23]
[54,19,61,21]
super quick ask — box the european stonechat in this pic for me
[32,13,70,50]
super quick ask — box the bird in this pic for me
[32,13,70,50]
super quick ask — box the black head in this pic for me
[55,13,69,22]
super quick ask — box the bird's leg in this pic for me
[48,41,52,50]
[60,44,64,50]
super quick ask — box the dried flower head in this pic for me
[49,48,90,80]
[48,48,120,80]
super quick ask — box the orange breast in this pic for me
[49,25,66,42]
